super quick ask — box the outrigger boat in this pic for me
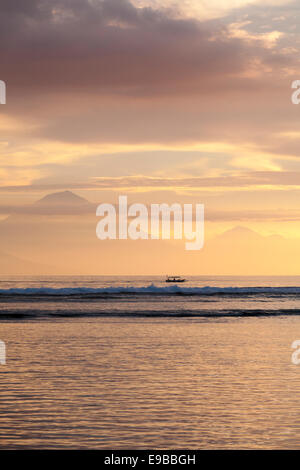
[165,275,186,283]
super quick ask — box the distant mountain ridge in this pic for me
[0,190,297,275]
[0,190,95,218]
[36,190,90,206]
[214,225,285,242]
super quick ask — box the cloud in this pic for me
[0,0,292,98]
[132,0,294,21]
[2,171,300,195]
[1,0,300,201]
[0,0,295,160]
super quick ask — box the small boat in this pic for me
[165,276,186,283]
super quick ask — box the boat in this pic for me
[165,276,186,283]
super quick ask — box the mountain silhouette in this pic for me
[0,192,298,275]
[36,190,90,206]
[213,225,284,243]
[214,225,262,241]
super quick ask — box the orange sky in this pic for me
[1,0,300,274]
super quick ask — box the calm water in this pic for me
[1,276,300,448]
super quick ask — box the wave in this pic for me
[0,308,300,319]
[0,284,300,297]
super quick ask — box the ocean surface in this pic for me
[1,275,300,448]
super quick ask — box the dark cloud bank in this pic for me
[0,0,291,97]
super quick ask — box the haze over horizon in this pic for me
[1,0,300,274]
[0,189,298,275]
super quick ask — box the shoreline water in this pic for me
[0,315,299,449]
[1,276,300,449]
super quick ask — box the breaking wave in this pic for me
[0,284,300,297]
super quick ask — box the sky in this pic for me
[1,0,300,274]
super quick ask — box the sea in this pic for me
[1,275,300,449]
